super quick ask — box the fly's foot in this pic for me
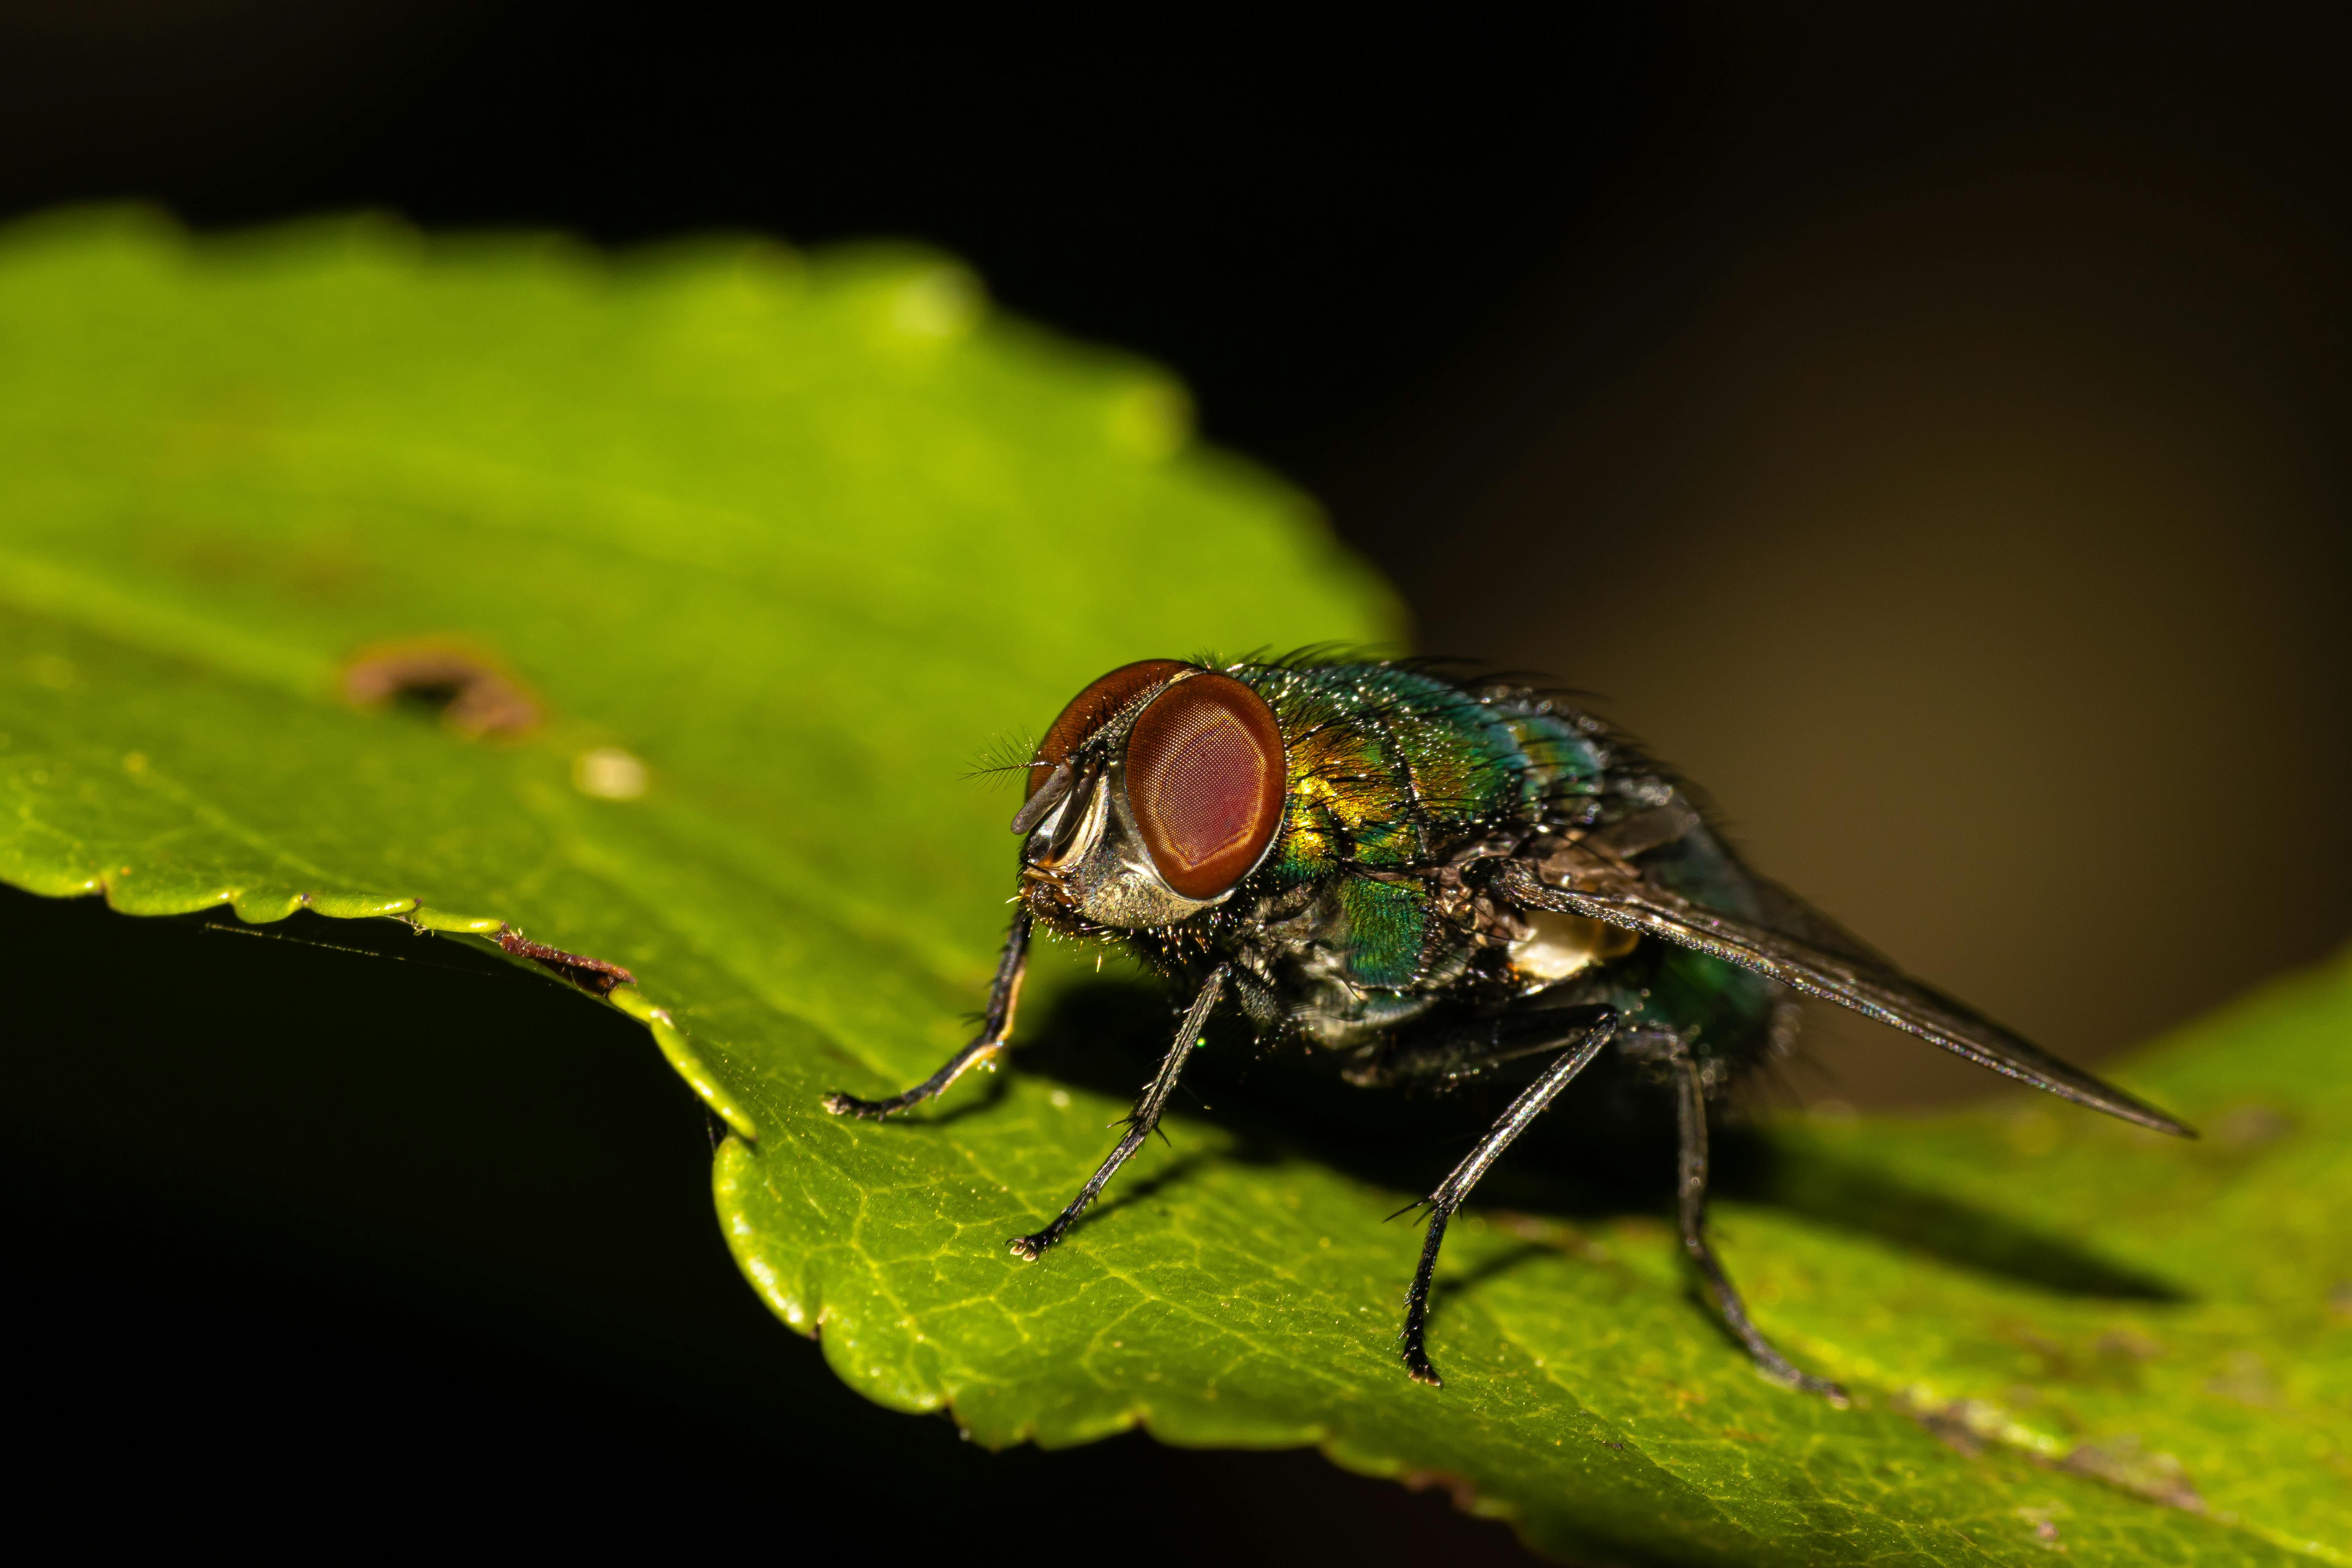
[1399,1303,1446,1388]
[1010,1197,1087,1259]
[1398,1199,1454,1388]
[822,1090,898,1118]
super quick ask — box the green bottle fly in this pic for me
[828,656,2191,1396]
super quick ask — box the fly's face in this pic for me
[1011,661,1287,932]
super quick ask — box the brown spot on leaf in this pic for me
[497,927,635,997]
[2059,1435,2204,1512]
[1898,1392,1992,1457]
[2018,1508,2065,1549]
[343,641,541,738]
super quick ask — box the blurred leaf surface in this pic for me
[0,213,2344,1566]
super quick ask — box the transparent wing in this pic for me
[1496,860,2193,1137]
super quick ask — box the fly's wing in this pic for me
[1495,858,2194,1137]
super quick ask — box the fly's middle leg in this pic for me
[1396,1005,1617,1387]
[1008,965,1228,1261]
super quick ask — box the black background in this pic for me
[5,5,2348,1562]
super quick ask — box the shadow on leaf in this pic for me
[1739,1138,2188,1302]
[1009,978,2189,1305]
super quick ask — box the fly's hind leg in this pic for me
[1396,1004,1618,1387]
[1665,1040,1847,1401]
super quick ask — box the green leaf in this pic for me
[2,210,2344,1566]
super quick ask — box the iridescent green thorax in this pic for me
[1240,662,1602,869]
[1228,662,1604,988]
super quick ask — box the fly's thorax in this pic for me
[1246,662,1612,875]
[1265,916,1447,1047]
[1290,983,1443,1049]
[1211,873,1468,1049]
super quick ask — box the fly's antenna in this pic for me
[965,730,1042,787]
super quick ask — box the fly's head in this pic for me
[1010,660,1287,934]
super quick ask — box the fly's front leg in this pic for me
[1667,1043,1847,1402]
[1399,1005,1617,1387]
[1009,965,1228,1261]
[823,909,1033,1118]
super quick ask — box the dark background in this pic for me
[4,4,2347,1561]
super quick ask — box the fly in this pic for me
[824,656,2193,1397]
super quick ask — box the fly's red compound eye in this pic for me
[1027,659,1192,799]
[1123,672,1286,900]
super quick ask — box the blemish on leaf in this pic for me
[343,641,541,739]
[572,746,649,800]
[497,925,635,996]
[2016,1505,2067,1550]
[2058,1435,2204,1512]
[1909,1399,1989,1457]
